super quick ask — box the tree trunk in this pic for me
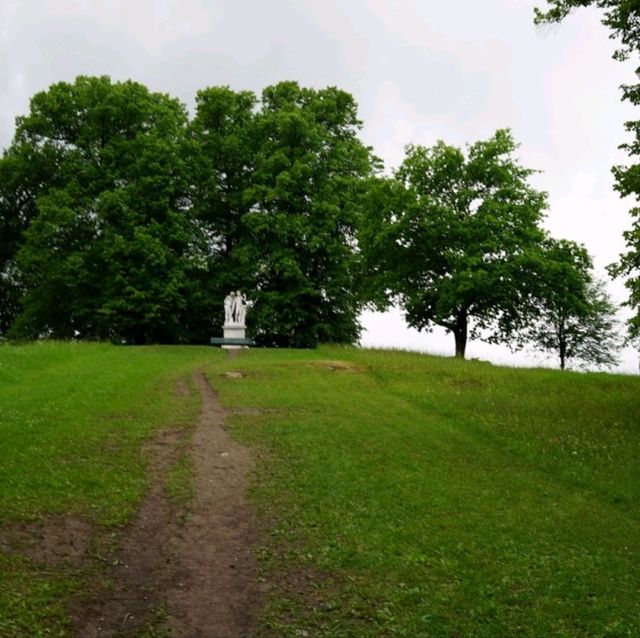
[558,325,566,370]
[453,314,468,359]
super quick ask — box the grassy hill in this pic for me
[1,343,639,636]
[213,347,640,637]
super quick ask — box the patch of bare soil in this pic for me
[71,427,188,637]
[174,378,192,397]
[225,349,244,361]
[70,373,260,637]
[0,516,93,568]
[306,360,365,373]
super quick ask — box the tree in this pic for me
[0,120,66,336]
[192,81,377,347]
[535,1,640,339]
[360,129,548,359]
[524,239,622,369]
[3,76,197,343]
[2,77,377,346]
[186,86,259,340]
[534,1,640,58]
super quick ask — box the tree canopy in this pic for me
[535,1,640,62]
[0,76,376,346]
[1,76,196,343]
[360,129,548,358]
[191,82,376,347]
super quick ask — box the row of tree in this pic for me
[360,131,622,369]
[0,75,628,368]
[0,78,374,347]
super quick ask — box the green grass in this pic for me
[208,346,640,638]
[0,341,218,637]
[2,342,639,637]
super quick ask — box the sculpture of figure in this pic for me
[234,290,247,325]
[224,291,235,324]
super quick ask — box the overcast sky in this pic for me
[1,0,638,372]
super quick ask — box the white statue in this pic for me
[234,290,247,325]
[224,290,248,325]
[224,291,236,324]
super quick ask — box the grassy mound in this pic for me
[1,342,638,636]
[211,346,640,638]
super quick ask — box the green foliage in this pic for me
[0,120,64,335]
[535,1,640,62]
[213,346,640,638]
[185,86,259,341]
[1,77,375,346]
[523,239,622,369]
[191,81,377,347]
[361,129,548,358]
[536,1,640,339]
[1,76,198,343]
[610,161,640,337]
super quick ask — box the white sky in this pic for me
[1,0,638,372]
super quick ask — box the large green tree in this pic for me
[3,76,198,343]
[186,86,258,340]
[2,77,376,346]
[360,129,548,358]
[0,119,66,336]
[524,239,622,369]
[193,81,376,347]
[535,1,640,338]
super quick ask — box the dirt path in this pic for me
[165,372,260,637]
[72,370,260,637]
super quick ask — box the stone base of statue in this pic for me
[222,322,246,349]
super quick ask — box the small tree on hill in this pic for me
[524,239,622,370]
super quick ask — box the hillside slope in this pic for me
[211,346,640,638]
[0,343,638,637]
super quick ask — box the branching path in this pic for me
[72,370,260,637]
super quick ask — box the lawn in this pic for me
[209,346,640,638]
[1,342,638,637]
[0,341,216,637]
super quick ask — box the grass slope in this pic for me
[210,346,640,638]
[0,341,217,637]
[1,343,638,637]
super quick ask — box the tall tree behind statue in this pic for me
[191,81,377,347]
[0,77,376,345]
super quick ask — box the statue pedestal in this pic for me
[222,322,246,349]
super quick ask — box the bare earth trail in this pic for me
[72,369,261,637]
[165,371,260,637]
